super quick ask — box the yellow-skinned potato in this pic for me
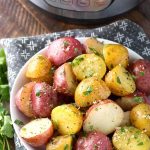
[75,77,111,107]
[72,54,106,80]
[103,44,129,70]
[51,104,83,135]
[26,54,52,83]
[113,126,150,150]
[46,135,72,150]
[105,65,136,96]
[130,103,150,136]
[84,37,104,56]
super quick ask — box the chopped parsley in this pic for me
[116,76,121,84]
[89,125,94,131]
[121,127,125,133]
[14,119,24,125]
[133,96,143,103]
[50,66,55,74]
[64,144,69,150]
[63,41,69,47]
[36,90,40,97]
[83,86,93,96]
[137,142,144,146]
[89,47,100,56]
[74,48,78,52]
[132,75,136,80]
[139,71,145,76]
[72,57,84,67]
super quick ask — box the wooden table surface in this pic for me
[0,0,150,38]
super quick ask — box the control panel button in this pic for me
[77,0,90,7]
[60,0,73,5]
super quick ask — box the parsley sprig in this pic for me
[0,49,14,150]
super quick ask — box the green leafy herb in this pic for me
[72,57,84,67]
[63,41,69,47]
[137,142,144,146]
[139,71,145,76]
[121,127,125,133]
[89,125,94,131]
[132,75,136,80]
[64,144,69,150]
[36,90,40,97]
[0,48,14,150]
[74,48,78,52]
[82,131,87,137]
[83,86,93,96]
[133,97,143,103]
[14,119,24,125]
[116,76,121,84]
[50,66,55,74]
[89,47,100,56]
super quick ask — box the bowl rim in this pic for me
[10,37,143,150]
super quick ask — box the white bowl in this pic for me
[10,38,143,150]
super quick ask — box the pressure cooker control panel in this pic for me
[44,0,112,11]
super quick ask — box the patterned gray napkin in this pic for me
[0,19,150,150]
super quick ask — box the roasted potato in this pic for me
[46,135,73,150]
[83,100,124,135]
[46,37,85,66]
[116,91,148,111]
[20,118,53,147]
[128,59,150,95]
[105,65,136,96]
[130,103,150,136]
[103,44,129,70]
[75,77,111,107]
[112,126,150,150]
[15,82,35,117]
[72,54,106,80]
[75,131,112,150]
[53,63,78,96]
[51,104,83,135]
[31,82,59,117]
[84,37,104,57]
[26,54,52,83]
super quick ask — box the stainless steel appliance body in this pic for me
[29,0,143,21]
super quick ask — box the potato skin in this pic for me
[130,103,150,136]
[51,104,83,135]
[105,65,136,96]
[75,77,111,107]
[53,63,78,96]
[26,54,52,83]
[83,100,124,135]
[112,126,150,150]
[46,37,84,66]
[31,82,59,117]
[20,118,54,147]
[84,37,104,56]
[15,82,35,117]
[72,54,106,80]
[75,131,112,150]
[116,91,149,111]
[103,44,129,70]
[46,135,73,150]
[128,59,150,95]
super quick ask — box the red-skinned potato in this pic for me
[75,131,112,150]
[31,82,59,117]
[83,100,124,135]
[116,90,150,111]
[15,82,35,118]
[20,118,53,147]
[128,59,150,95]
[46,37,85,66]
[53,63,78,96]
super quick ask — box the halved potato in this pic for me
[72,54,106,80]
[26,54,52,83]
[20,118,53,147]
[105,65,136,96]
[103,44,129,70]
[51,104,83,135]
[75,77,111,107]
[46,135,73,150]
[112,126,150,150]
[84,37,104,57]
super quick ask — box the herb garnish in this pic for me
[36,90,40,97]
[89,47,100,56]
[74,48,78,52]
[72,57,84,67]
[14,119,24,125]
[137,142,144,146]
[116,76,121,84]
[133,97,143,103]
[63,41,69,48]
[139,71,145,76]
[64,144,69,150]
[83,86,93,96]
